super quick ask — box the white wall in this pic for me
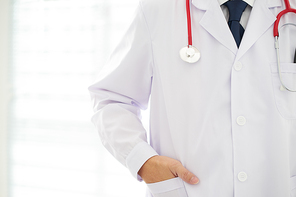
[0,0,10,196]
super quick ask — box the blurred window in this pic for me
[9,0,147,196]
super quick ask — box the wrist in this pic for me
[138,155,159,177]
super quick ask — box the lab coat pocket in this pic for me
[147,177,188,197]
[290,176,296,197]
[270,63,296,119]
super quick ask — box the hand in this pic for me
[138,155,199,184]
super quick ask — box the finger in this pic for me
[169,162,199,185]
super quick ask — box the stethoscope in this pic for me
[179,0,201,63]
[274,0,296,92]
[180,0,296,92]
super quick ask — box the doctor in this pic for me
[89,0,296,196]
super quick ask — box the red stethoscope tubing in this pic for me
[186,0,192,46]
[273,0,296,37]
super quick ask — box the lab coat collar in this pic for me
[197,0,237,54]
[236,0,280,60]
[192,0,282,10]
[193,0,280,56]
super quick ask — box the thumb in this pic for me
[169,162,199,185]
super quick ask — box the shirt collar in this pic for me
[218,0,255,7]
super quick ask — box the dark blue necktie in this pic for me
[223,0,248,47]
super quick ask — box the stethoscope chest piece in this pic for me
[180,46,200,63]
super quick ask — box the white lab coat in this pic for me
[89,0,296,196]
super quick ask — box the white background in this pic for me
[0,0,149,197]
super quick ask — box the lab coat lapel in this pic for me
[236,0,281,60]
[193,0,238,55]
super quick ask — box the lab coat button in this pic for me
[234,62,243,71]
[238,172,248,182]
[237,116,246,126]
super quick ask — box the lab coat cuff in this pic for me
[126,141,158,181]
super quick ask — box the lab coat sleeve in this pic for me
[88,2,158,181]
